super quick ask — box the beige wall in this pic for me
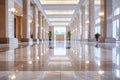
[56,35,64,41]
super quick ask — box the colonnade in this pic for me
[0,0,49,44]
[69,0,115,43]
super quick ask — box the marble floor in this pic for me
[0,41,120,80]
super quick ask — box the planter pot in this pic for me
[68,39,71,41]
[95,36,99,41]
[49,39,52,41]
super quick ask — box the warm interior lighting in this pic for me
[79,55,82,58]
[86,60,90,64]
[95,0,101,5]
[21,14,23,16]
[10,75,16,80]
[45,10,75,15]
[9,8,18,14]
[37,24,39,27]
[40,0,80,5]
[41,53,44,56]
[98,70,104,75]
[99,12,104,16]
[51,22,69,25]
[49,18,71,21]
[28,61,33,64]
[16,70,19,72]
[37,56,40,60]
[86,20,89,24]
[29,20,32,23]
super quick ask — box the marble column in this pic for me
[46,22,49,41]
[44,20,47,41]
[85,3,89,41]
[42,16,45,41]
[74,17,77,41]
[77,13,81,41]
[45,20,48,41]
[76,13,80,41]
[38,11,42,41]
[81,6,85,41]
[100,0,115,43]
[79,10,82,40]
[88,0,95,41]
[0,0,18,44]
[21,0,32,44]
[32,4,39,42]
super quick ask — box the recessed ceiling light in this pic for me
[40,0,80,5]
[45,10,75,15]
[48,18,71,21]
[95,0,101,5]
[51,22,69,25]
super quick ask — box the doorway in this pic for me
[54,27,66,48]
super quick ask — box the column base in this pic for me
[33,39,39,44]
[100,38,116,43]
[39,39,42,41]
[0,38,18,44]
[21,38,33,45]
[88,39,96,42]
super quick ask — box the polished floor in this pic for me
[0,41,120,80]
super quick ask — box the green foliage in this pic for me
[67,31,71,39]
[95,33,100,37]
[48,31,52,39]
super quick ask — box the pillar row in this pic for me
[0,0,18,44]
[21,0,33,44]
[32,4,39,42]
[100,0,115,43]
[38,11,42,41]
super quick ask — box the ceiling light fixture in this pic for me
[49,18,71,21]
[45,10,75,15]
[40,0,80,5]
[51,22,69,25]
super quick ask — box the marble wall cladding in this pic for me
[0,0,14,38]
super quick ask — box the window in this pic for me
[54,27,66,35]
[95,26,100,34]
[114,7,120,16]
[113,19,119,40]
[95,18,100,24]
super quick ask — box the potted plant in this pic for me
[95,33,100,41]
[48,31,52,41]
[67,31,71,41]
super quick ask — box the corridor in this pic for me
[0,41,119,80]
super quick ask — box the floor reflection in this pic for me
[0,41,120,80]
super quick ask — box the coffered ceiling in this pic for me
[14,0,101,27]
[39,0,80,27]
